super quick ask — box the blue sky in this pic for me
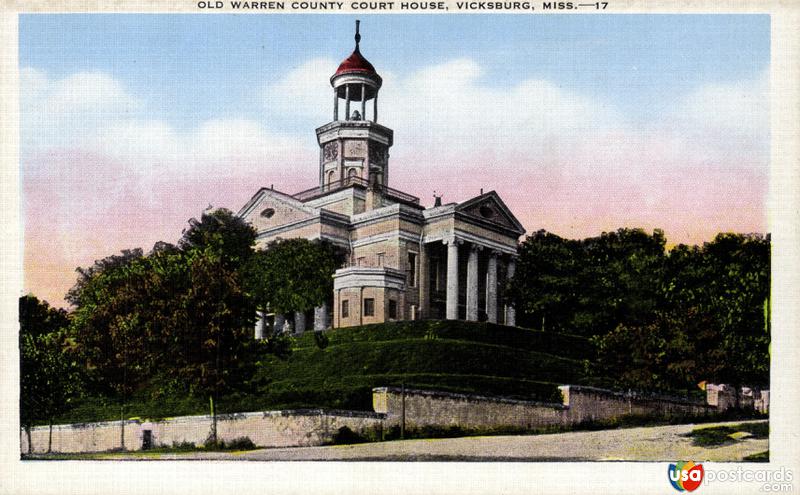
[20,14,769,128]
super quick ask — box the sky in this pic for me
[19,14,770,308]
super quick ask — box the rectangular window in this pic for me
[341,300,349,318]
[407,252,417,287]
[388,299,398,319]
[363,298,375,317]
[432,258,441,291]
[357,257,365,267]
[377,252,385,267]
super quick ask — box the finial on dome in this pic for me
[355,20,361,50]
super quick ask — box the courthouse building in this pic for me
[238,22,525,334]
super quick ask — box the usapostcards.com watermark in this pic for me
[705,466,793,492]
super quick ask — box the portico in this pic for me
[416,235,519,326]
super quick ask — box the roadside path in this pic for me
[89,419,767,462]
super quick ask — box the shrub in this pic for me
[203,435,256,450]
[329,426,367,445]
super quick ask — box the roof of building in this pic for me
[334,47,377,77]
[333,20,379,79]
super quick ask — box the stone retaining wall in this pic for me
[372,385,717,430]
[21,409,384,454]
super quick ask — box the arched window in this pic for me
[327,170,336,190]
[347,168,358,184]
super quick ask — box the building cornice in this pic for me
[315,120,394,147]
[333,266,407,290]
[350,202,425,228]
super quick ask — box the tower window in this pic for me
[388,299,397,319]
[407,252,417,287]
[341,300,349,318]
[327,170,336,189]
[377,252,385,267]
[363,298,375,317]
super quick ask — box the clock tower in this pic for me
[316,20,393,192]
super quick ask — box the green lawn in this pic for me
[53,320,605,424]
[686,421,769,447]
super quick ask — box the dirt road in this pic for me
[80,420,767,462]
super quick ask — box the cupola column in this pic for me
[361,83,366,119]
[345,84,351,120]
[373,93,378,123]
[333,89,338,121]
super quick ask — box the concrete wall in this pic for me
[373,387,567,430]
[372,385,718,431]
[706,383,770,413]
[21,409,384,454]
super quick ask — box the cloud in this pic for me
[21,68,143,150]
[262,57,339,121]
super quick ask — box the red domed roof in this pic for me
[334,48,377,77]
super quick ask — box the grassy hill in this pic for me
[55,320,604,424]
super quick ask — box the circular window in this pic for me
[260,208,275,219]
[479,204,495,218]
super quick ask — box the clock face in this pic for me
[479,204,495,219]
[323,142,338,162]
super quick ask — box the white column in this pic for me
[294,311,306,334]
[466,244,480,321]
[373,92,378,122]
[361,83,366,119]
[314,302,329,331]
[445,239,460,320]
[254,310,265,340]
[333,89,338,121]
[418,244,430,319]
[345,84,351,120]
[505,258,516,326]
[274,314,285,334]
[486,251,498,323]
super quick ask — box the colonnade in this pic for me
[442,238,516,325]
[254,302,331,339]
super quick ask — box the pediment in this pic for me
[455,191,525,235]
[239,188,317,232]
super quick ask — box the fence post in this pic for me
[401,382,406,440]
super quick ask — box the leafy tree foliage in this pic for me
[511,229,770,393]
[243,238,346,315]
[66,209,292,444]
[510,228,666,335]
[19,295,82,453]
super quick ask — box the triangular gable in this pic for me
[238,187,318,231]
[455,191,526,235]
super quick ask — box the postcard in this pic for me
[1,2,799,494]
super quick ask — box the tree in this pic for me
[179,208,256,269]
[510,228,666,337]
[701,233,770,388]
[243,238,346,317]
[157,209,263,444]
[507,230,580,332]
[67,209,273,446]
[68,251,153,449]
[593,232,770,394]
[19,296,82,453]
